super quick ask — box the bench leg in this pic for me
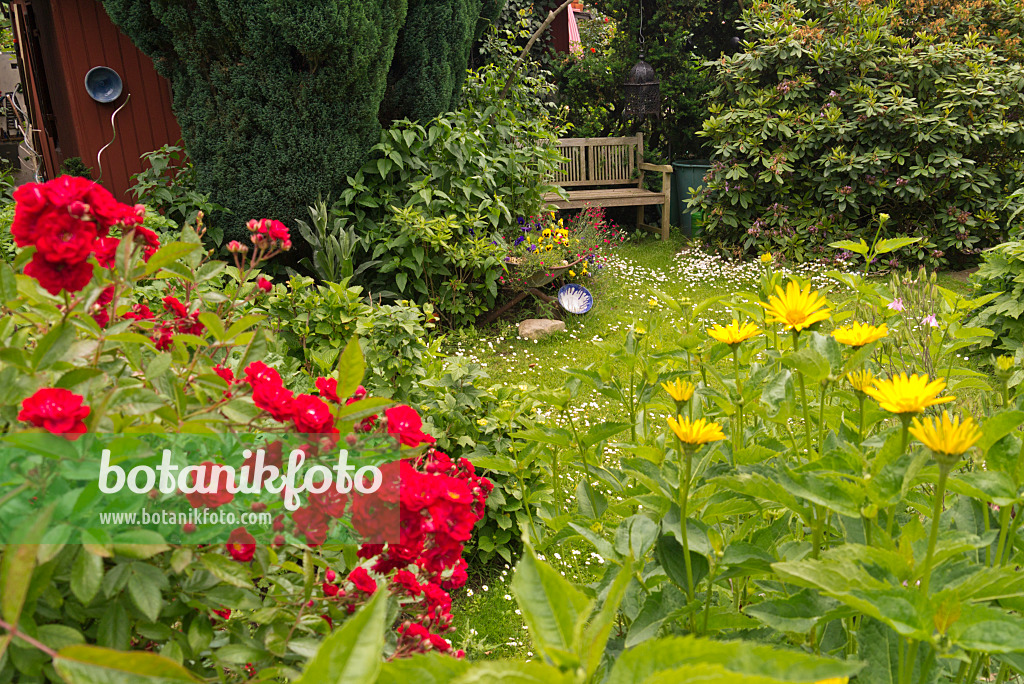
[661,171,672,241]
[636,205,644,232]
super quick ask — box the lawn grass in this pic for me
[444,233,978,659]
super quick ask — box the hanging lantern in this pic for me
[622,1,660,121]
[622,52,660,120]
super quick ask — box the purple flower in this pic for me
[514,235,525,246]
[887,298,905,311]
[921,314,939,327]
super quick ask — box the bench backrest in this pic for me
[551,134,644,187]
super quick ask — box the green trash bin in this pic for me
[670,160,711,237]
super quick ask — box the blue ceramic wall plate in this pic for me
[84,67,123,103]
[558,284,593,314]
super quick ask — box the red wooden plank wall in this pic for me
[46,0,180,200]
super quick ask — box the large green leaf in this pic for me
[53,645,201,683]
[948,604,1024,653]
[581,558,633,676]
[744,588,846,634]
[606,635,863,684]
[511,546,592,669]
[336,336,366,401]
[451,661,574,684]
[376,653,470,684]
[70,550,104,605]
[1,506,53,626]
[293,589,387,684]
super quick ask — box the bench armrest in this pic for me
[639,162,673,173]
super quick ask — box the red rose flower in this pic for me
[126,225,160,260]
[213,364,235,385]
[348,567,377,594]
[385,405,435,447]
[292,506,330,546]
[291,393,337,434]
[212,608,231,621]
[18,388,90,438]
[23,254,94,295]
[315,377,341,403]
[252,382,296,423]
[93,237,120,268]
[33,212,97,264]
[185,461,235,509]
[244,361,283,388]
[124,303,155,321]
[162,295,189,318]
[226,527,256,562]
[256,277,272,292]
[392,570,422,595]
[309,485,348,519]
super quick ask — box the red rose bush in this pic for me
[0,176,493,679]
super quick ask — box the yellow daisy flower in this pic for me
[996,355,1015,373]
[761,252,774,264]
[761,281,831,332]
[662,378,696,402]
[707,320,762,345]
[864,373,955,415]
[666,416,726,445]
[846,369,875,393]
[909,411,981,461]
[832,321,888,347]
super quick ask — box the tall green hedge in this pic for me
[379,0,504,124]
[100,0,503,240]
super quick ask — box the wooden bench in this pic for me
[542,133,673,240]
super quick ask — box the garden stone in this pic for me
[519,319,566,340]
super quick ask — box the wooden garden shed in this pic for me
[9,0,180,199]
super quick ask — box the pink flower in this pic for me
[887,298,905,312]
[257,277,272,292]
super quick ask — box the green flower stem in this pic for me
[733,347,744,453]
[921,462,951,595]
[887,419,912,537]
[857,393,866,443]
[566,409,597,516]
[792,330,813,458]
[701,566,714,634]
[1000,505,1024,565]
[817,382,829,453]
[678,439,697,630]
[811,504,825,559]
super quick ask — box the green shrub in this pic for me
[356,297,439,402]
[417,357,546,564]
[261,275,370,379]
[337,38,565,325]
[693,0,1024,267]
[366,207,506,328]
[101,1,505,241]
[129,145,227,246]
[969,240,1024,352]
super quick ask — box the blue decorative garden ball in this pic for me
[558,284,593,314]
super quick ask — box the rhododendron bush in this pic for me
[0,177,493,681]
